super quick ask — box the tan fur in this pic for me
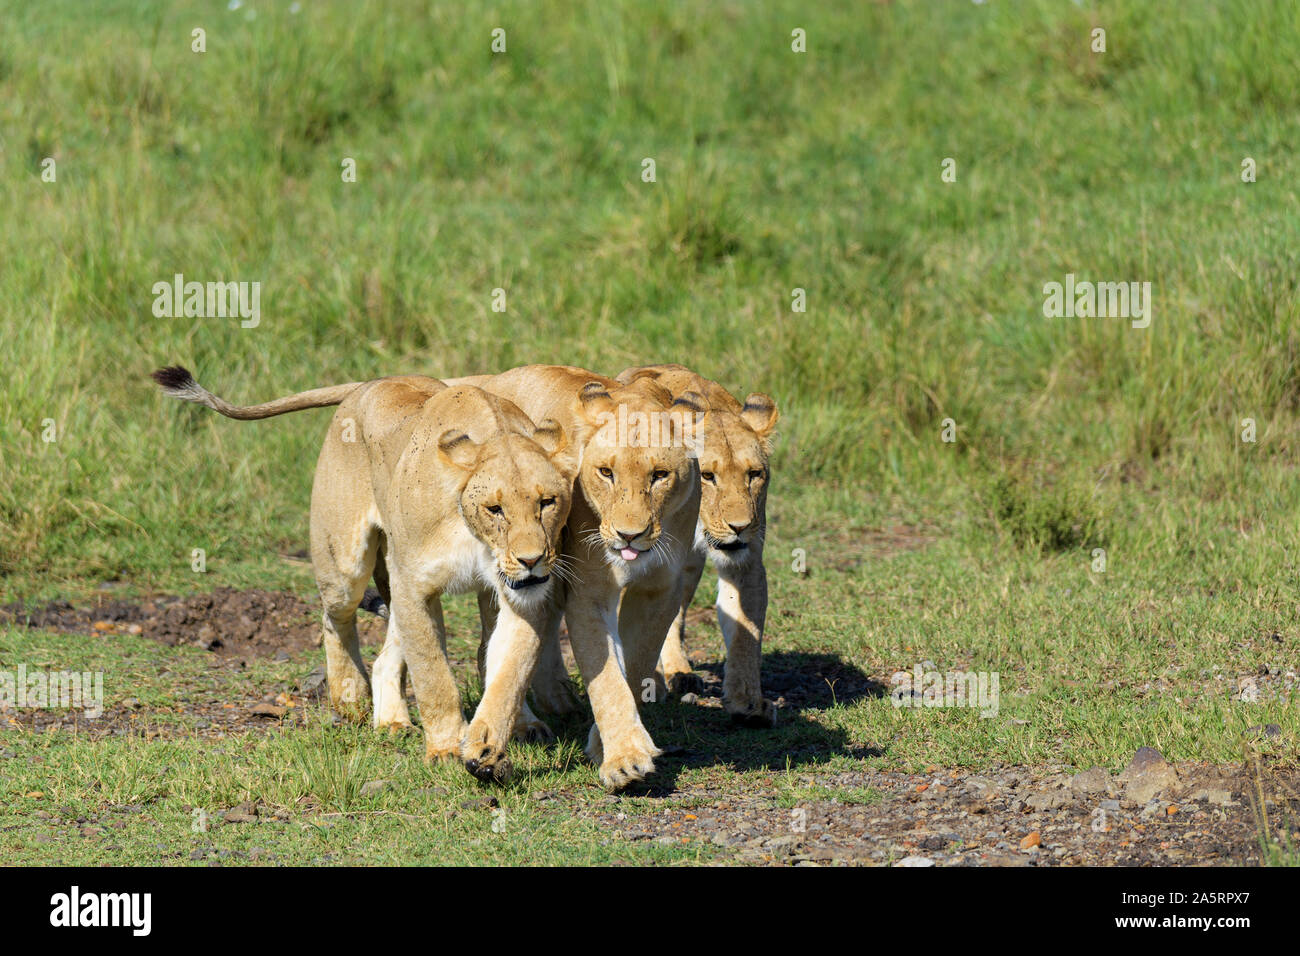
[616,365,779,727]
[436,365,703,789]
[153,368,575,783]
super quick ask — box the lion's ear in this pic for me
[532,418,568,457]
[670,391,708,449]
[740,393,779,438]
[672,390,708,414]
[577,382,614,423]
[437,429,481,471]
[616,366,662,386]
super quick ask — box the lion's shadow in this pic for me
[539,651,887,796]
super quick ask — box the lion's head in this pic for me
[692,394,778,564]
[438,419,577,604]
[573,379,703,573]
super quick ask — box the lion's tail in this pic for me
[150,365,364,421]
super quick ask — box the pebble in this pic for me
[895,855,935,867]
[1068,766,1113,795]
[1119,747,1179,804]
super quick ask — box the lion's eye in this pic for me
[652,470,669,483]
[598,467,614,480]
[540,497,556,509]
[486,504,504,516]
[748,469,764,482]
[700,471,716,483]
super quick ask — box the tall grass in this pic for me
[2,0,1299,597]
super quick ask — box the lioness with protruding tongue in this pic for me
[434,365,704,789]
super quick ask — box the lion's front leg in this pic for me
[462,595,555,784]
[566,598,660,790]
[389,583,466,762]
[656,557,705,698]
[716,554,776,728]
[620,579,686,707]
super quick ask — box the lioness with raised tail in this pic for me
[378,365,704,789]
[150,367,576,783]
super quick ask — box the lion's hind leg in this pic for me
[369,544,415,731]
[310,409,381,722]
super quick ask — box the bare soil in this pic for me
[4,587,1295,866]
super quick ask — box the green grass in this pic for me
[2,0,1299,863]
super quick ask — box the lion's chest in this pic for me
[409,522,495,596]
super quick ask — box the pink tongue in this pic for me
[620,547,639,561]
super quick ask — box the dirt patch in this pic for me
[584,758,1299,866]
[1,588,386,661]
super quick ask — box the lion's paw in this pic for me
[512,716,556,747]
[424,745,463,765]
[531,679,581,716]
[665,670,705,698]
[461,723,513,785]
[724,694,777,729]
[592,732,661,791]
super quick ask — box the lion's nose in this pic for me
[518,553,542,569]
[727,520,751,535]
[616,523,652,543]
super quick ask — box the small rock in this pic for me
[679,693,698,704]
[964,776,1001,799]
[250,702,287,718]
[1189,788,1234,806]
[298,667,327,697]
[273,649,291,663]
[223,803,258,824]
[1025,790,1071,811]
[1020,831,1042,850]
[1118,747,1178,804]
[1068,766,1113,795]
[460,796,498,811]
[1247,723,1282,740]
[895,855,935,867]
[359,780,390,798]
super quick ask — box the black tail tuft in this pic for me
[151,365,195,391]
[360,588,390,620]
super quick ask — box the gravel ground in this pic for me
[4,589,1296,865]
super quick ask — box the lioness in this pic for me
[150,367,575,783]
[615,365,779,728]
[388,365,704,789]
